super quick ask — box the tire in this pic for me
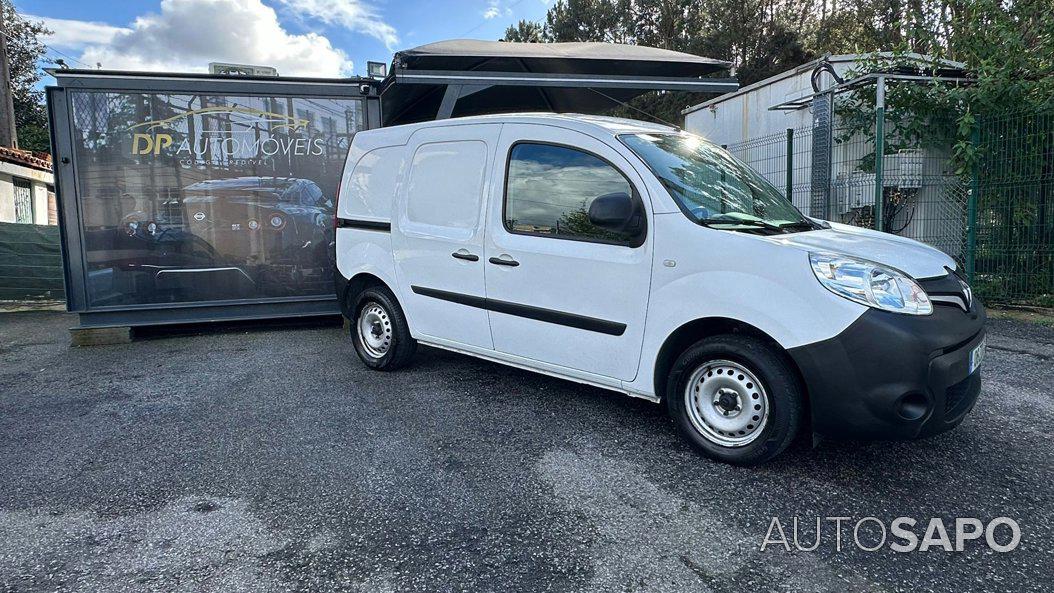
[666,334,803,466]
[349,286,417,371]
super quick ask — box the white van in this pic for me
[333,114,985,465]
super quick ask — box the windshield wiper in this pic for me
[778,220,820,231]
[698,218,784,233]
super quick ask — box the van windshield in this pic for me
[620,133,819,234]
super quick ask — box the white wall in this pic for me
[0,161,54,225]
[685,74,811,144]
[0,173,14,223]
[684,58,862,145]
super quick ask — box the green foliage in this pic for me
[1,1,51,152]
[544,0,633,44]
[833,0,1053,167]
[556,203,625,242]
[502,20,544,43]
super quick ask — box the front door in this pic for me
[483,124,653,381]
[392,123,500,349]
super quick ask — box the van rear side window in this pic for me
[406,141,488,230]
[504,143,642,246]
[346,146,403,220]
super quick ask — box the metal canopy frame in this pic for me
[768,72,972,111]
[772,69,972,234]
[390,69,739,92]
[382,67,739,122]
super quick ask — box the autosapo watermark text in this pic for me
[760,516,1020,553]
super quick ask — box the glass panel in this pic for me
[69,91,365,307]
[505,143,639,244]
[621,133,810,230]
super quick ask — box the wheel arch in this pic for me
[340,272,391,317]
[653,317,809,409]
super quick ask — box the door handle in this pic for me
[451,250,479,262]
[488,256,519,267]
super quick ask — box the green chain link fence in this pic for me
[972,110,1054,306]
[725,108,1053,306]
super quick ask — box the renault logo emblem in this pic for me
[958,279,973,309]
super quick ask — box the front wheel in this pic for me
[350,286,416,371]
[666,334,803,465]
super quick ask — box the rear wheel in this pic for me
[666,334,802,465]
[350,286,416,371]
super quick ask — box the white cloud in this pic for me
[28,16,131,50]
[43,0,354,77]
[482,0,512,19]
[276,0,399,51]
[483,1,501,19]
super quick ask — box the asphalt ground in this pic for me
[0,310,1051,592]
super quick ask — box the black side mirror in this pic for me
[588,192,640,234]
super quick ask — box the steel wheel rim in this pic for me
[357,303,393,358]
[683,359,770,447]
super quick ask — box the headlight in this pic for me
[809,252,932,315]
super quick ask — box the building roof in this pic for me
[394,40,731,73]
[0,146,52,173]
[682,52,968,115]
[47,68,371,84]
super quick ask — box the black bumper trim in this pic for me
[335,269,352,317]
[790,295,986,441]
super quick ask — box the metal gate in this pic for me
[13,178,33,224]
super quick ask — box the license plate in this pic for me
[969,336,987,374]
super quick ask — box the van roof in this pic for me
[353,113,678,146]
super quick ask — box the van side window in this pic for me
[406,141,488,229]
[346,146,403,220]
[504,143,644,245]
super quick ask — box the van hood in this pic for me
[769,222,956,279]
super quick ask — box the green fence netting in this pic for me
[0,221,66,301]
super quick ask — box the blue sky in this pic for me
[15,0,550,80]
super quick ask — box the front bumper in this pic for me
[789,290,986,441]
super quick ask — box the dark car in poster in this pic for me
[87,177,334,304]
[180,176,335,297]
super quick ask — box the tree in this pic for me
[544,0,632,43]
[502,20,544,43]
[1,1,51,153]
[513,0,820,124]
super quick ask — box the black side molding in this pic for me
[412,286,487,309]
[336,218,391,232]
[411,285,626,336]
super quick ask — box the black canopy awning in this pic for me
[381,40,736,126]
